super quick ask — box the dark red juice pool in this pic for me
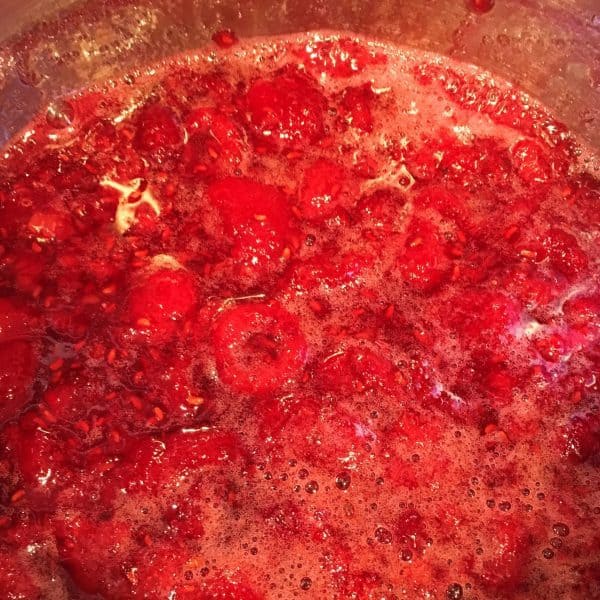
[0,32,599,600]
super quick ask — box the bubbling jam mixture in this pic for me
[0,32,599,600]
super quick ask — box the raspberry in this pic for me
[8,421,76,504]
[397,219,451,292]
[183,108,245,176]
[559,412,600,464]
[470,0,495,12]
[42,382,80,422]
[212,302,308,394]
[27,210,73,242]
[542,228,588,278]
[356,188,406,234]
[133,103,183,152]
[123,428,244,492]
[262,396,369,467]
[511,140,552,184]
[244,69,327,152]
[162,496,205,540]
[0,298,34,342]
[446,290,521,346]
[395,509,429,556]
[207,177,293,277]
[414,184,467,225]
[563,294,600,331]
[534,333,567,362]
[127,268,197,341]
[0,31,597,600]
[282,252,375,298]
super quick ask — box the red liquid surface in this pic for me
[0,33,599,599]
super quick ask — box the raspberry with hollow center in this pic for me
[213,302,308,394]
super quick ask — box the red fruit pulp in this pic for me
[0,32,598,600]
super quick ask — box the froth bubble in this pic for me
[374,526,393,544]
[305,480,319,494]
[299,577,312,590]
[553,522,570,537]
[446,583,463,599]
[335,471,352,490]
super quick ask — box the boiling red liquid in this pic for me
[0,33,599,600]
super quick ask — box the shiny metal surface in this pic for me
[1,0,599,148]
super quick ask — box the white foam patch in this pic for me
[100,176,161,234]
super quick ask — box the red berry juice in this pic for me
[0,32,599,600]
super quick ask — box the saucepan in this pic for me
[0,1,599,599]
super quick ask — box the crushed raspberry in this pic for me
[446,290,521,346]
[356,187,406,234]
[395,508,429,556]
[0,298,35,341]
[54,517,134,597]
[10,417,74,499]
[297,158,352,220]
[0,32,597,600]
[0,341,35,422]
[476,518,532,591]
[318,344,397,394]
[337,83,376,132]
[563,294,600,331]
[123,428,244,493]
[27,210,73,242]
[162,495,206,539]
[559,412,600,464]
[0,552,43,599]
[126,267,197,340]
